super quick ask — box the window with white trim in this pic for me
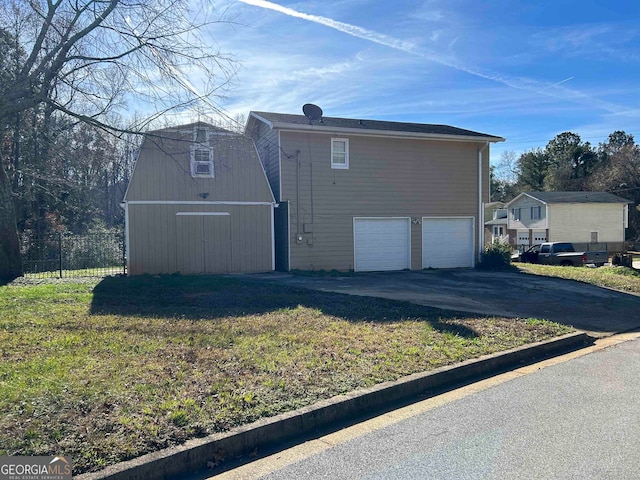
[531,206,541,220]
[190,128,214,178]
[511,207,521,221]
[331,138,349,169]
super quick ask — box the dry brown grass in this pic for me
[0,275,572,474]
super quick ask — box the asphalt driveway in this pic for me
[245,269,640,336]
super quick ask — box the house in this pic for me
[505,191,631,253]
[484,201,508,245]
[123,122,276,275]
[246,107,504,271]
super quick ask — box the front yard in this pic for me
[0,274,572,474]
[518,264,640,293]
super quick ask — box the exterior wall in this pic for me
[507,196,547,230]
[125,125,275,275]
[248,122,281,201]
[548,203,626,243]
[126,130,274,203]
[273,131,487,270]
[127,203,273,275]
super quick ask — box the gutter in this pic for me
[478,142,490,262]
[268,124,505,144]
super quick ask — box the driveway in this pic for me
[245,269,640,336]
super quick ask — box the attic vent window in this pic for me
[190,145,214,178]
[194,127,208,143]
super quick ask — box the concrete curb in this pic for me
[76,332,591,480]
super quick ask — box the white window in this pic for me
[331,138,349,169]
[531,206,541,220]
[190,145,214,177]
[511,208,521,221]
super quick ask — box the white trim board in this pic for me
[176,212,230,216]
[126,201,274,206]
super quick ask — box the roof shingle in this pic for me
[524,191,631,204]
[250,111,503,141]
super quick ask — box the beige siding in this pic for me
[278,132,486,270]
[548,203,626,243]
[128,204,273,275]
[126,129,274,203]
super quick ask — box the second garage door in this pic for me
[423,217,474,268]
[354,218,411,272]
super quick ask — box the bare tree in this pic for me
[0,0,237,278]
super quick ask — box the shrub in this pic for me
[478,240,513,270]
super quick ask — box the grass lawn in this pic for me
[518,264,640,293]
[0,274,572,475]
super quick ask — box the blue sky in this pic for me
[192,0,640,172]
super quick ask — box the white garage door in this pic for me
[354,218,411,272]
[422,217,474,268]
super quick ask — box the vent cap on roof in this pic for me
[302,103,323,123]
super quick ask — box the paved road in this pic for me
[245,269,640,335]
[255,334,640,480]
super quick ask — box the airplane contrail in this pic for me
[538,76,574,92]
[237,0,626,115]
[236,0,545,92]
[237,0,421,55]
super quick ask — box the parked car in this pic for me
[517,242,608,267]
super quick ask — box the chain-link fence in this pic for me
[20,231,126,278]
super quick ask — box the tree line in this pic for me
[491,131,640,240]
[0,0,236,279]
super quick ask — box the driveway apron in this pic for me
[244,270,640,336]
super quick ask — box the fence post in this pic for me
[122,232,127,276]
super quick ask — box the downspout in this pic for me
[478,142,490,264]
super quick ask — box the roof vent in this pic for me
[302,103,323,124]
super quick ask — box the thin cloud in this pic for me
[236,0,630,116]
[237,0,543,90]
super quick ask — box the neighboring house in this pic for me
[246,108,504,271]
[123,122,276,275]
[484,201,508,245]
[505,191,631,253]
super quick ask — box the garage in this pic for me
[422,217,474,268]
[354,218,411,271]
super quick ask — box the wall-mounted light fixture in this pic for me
[199,192,209,199]
[411,218,421,225]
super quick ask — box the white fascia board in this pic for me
[249,112,274,130]
[271,124,505,143]
[505,192,536,208]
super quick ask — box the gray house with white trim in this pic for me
[506,191,631,252]
[246,109,504,271]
